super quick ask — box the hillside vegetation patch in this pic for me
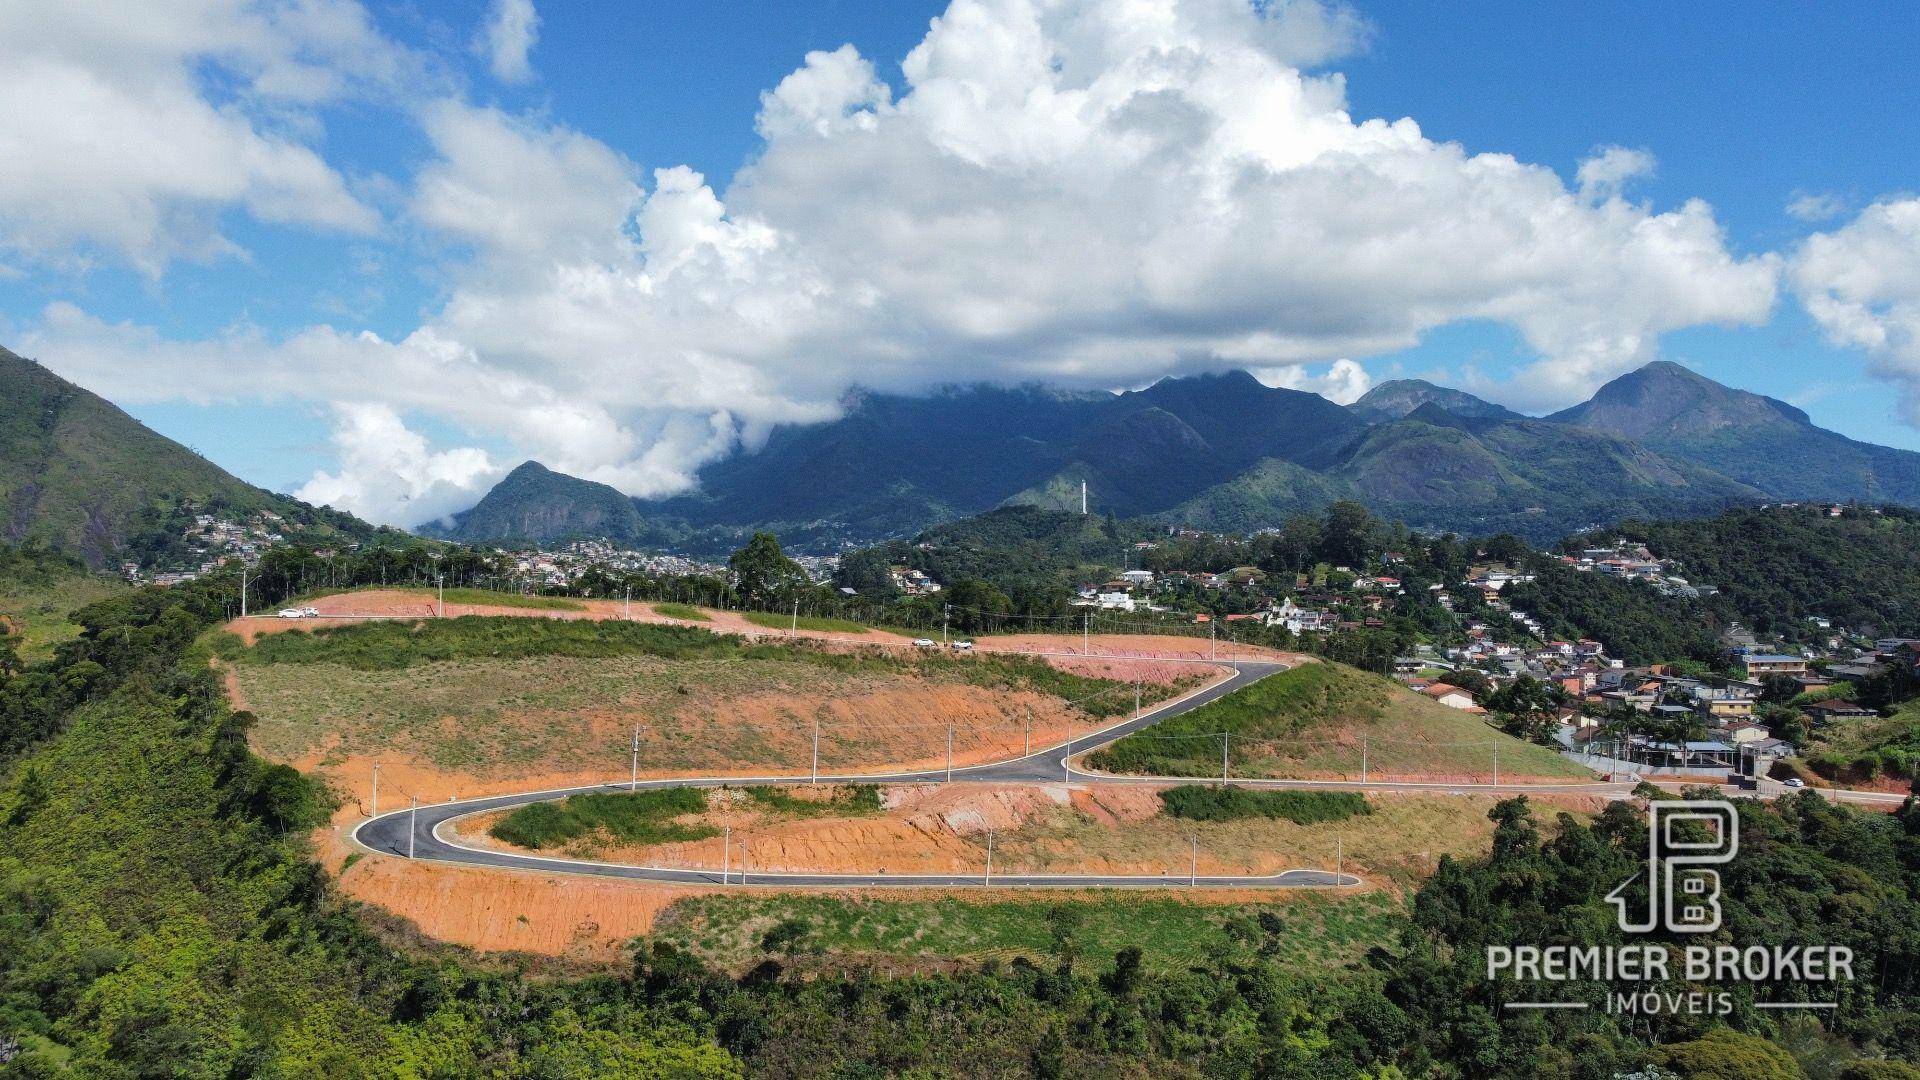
[490,788,716,849]
[1158,786,1372,825]
[1087,661,1587,779]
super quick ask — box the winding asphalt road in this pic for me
[352,660,1379,888]
[349,657,1907,889]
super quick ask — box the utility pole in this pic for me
[370,762,379,819]
[1493,747,1500,787]
[624,586,631,620]
[985,827,993,886]
[1335,837,1343,883]
[1360,737,1368,785]
[408,796,418,859]
[1190,831,1198,886]
[239,565,248,618]
[1221,732,1230,787]
[1064,716,1073,783]
[1024,709,1031,756]
[942,604,950,645]
[722,826,731,885]
[1080,480,1087,515]
[1209,620,1215,659]
[436,574,445,618]
[630,727,641,792]
[1083,612,1090,655]
[1134,681,1141,719]
[790,598,799,640]
[811,718,820,785]
[946,725,954,783]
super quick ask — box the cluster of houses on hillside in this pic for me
[888,565,943,596]
[1546,639,1920,775]
[1556,541,1718,599]
[500,540,728,587]
[126,510,290,585]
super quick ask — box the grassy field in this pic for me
[1087,661,1589,780]
[650,890,1406,974]
[0,574,126,660]
[650,602,710,621]
[984,792,1535,888]
[225,616,1183,776]
[1799,702,1920,782]
[740,610,870,634]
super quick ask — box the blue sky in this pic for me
[2,0,1918,524]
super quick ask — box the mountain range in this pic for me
[430,360,1920,552]
[0,346,380,567]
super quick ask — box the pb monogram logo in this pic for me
[1605,800,1739,934]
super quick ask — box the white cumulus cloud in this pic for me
[15,0,1788,521]
[0,0,420,274]
[478,0,540,84]
[1576,145,1655,200]
[1790,197,1920,424]
[296,403,502,527]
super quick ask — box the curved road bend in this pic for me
[349,658,1906,888]
[354,660,1367,887]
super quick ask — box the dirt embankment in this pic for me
[320,782,1612,960]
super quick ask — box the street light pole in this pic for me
[370,762,379,819]
[436,574,444,618]
[985,827,993,886]
[946,725,954,783]
[790,598,799,640]
[1190,831,1198,886]
[811,718,820,785]
[722,826,731,885]
[408,796,418,860]
[631,727,640,792]
[240,565,248,618]
[1221,733,1230,788]
[1360,737,1368,785]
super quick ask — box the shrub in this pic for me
[1158,785,1371,825]
[490,788,716,849]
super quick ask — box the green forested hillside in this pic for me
[1507,557,1727,666]
[4,553,1920,1073]
[849,504,1158,593]
[0,347,377,566]
[1553,360,1920,503]
[1568,503,1920,641]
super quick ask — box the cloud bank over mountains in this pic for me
[0,0,1905,527]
